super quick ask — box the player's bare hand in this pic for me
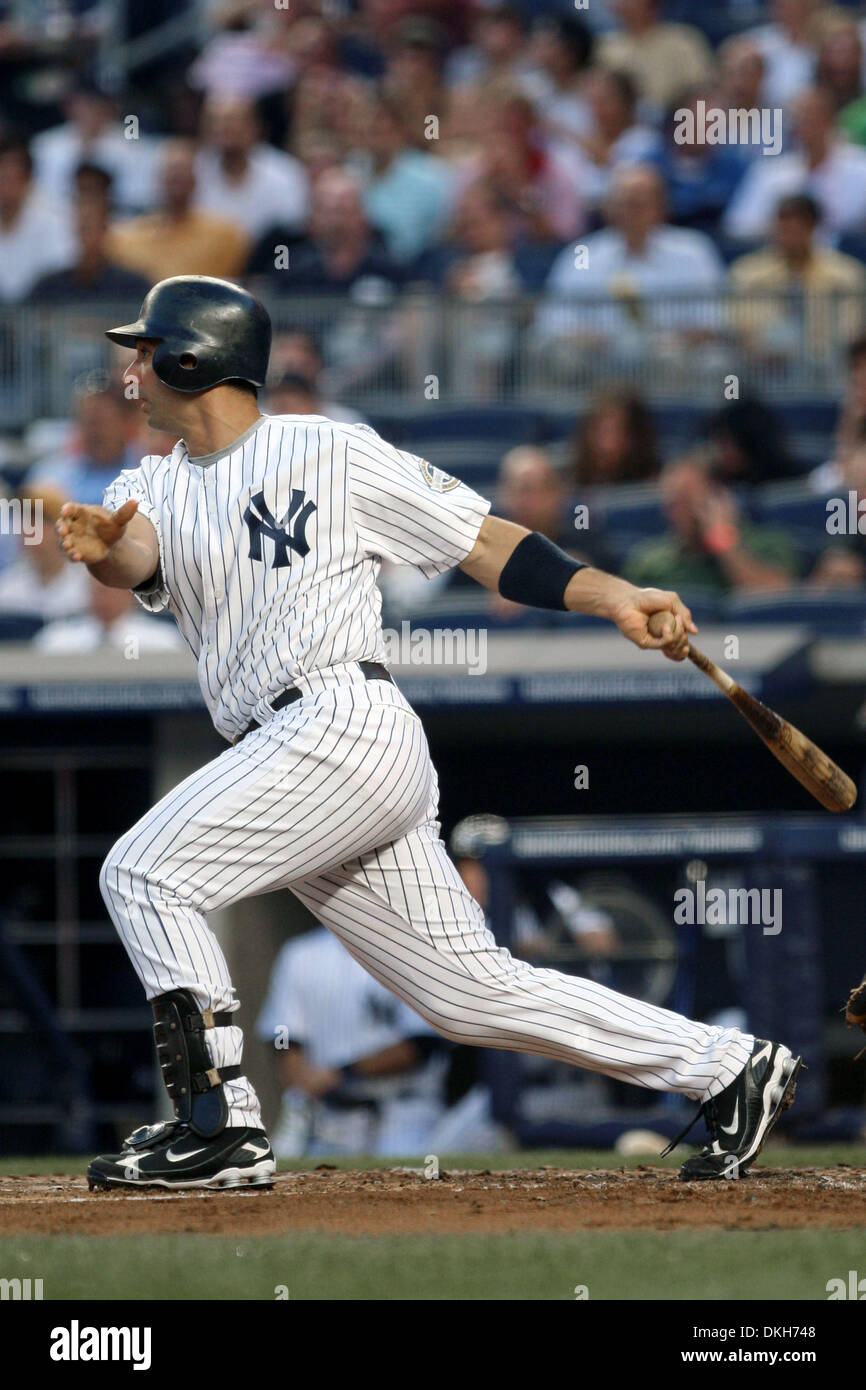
[56,499,139,564]
[611,587,698,662]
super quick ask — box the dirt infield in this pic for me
[2,1165,865,1237]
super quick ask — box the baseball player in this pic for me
[256,925,447,1157]
[57,275,800,1188]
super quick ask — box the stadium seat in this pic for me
[373,406,546,488]
[385,580,573,632]
[582,484,667,565]
[591,483,667,530]
[514,241,568,290]
[723,589,866,634]
[534,410,574,443]
[397,406,544,442]
[0,462,30,493]
[837,231,866,267]
[772,399,838,473]
[776,400,839,437]
[751,481,834,536]
[549,608,620,631]
[747,481,835,569]
[539,403,707,463]
[649,404,705,452]
[0,613,44,641]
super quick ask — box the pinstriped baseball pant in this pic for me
[99,679,754,1131]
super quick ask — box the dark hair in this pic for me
[395,16,448,56]
[602,69,638,117]
[69,72,113,102]
[74,161,114,195]
[485,4,526,31]
[542,15,594,72]
[228,380,259,399]
[0,137,32,176]
[776,192,821,224]
[569,389,659,485]
[848,333,866,367]
[704,396,791,484]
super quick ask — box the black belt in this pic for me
[236,662,393,743]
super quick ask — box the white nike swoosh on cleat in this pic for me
[237,1141,272,1160]
[719,1099,740,1135]
[165,1146,209,1163]
[120,1152,150,1169]
[752,1042,773,1067]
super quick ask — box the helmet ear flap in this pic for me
[151,339,178,389]
[152,338,206,391]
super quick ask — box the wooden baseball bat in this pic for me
[648,612,857,813]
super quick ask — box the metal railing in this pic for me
[2,287,863,428]
[97,0,210,90]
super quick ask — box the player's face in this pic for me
[125,339,186,433]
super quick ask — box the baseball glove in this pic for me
[844,972,866,1051]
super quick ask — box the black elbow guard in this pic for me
[498,532,587,610]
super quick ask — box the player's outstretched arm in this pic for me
[459,515,697,662]
[56,499,160,590]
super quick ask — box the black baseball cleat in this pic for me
[87,1119,276,1190]
[665,1040,802,1181]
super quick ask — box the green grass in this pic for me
[0,1230,862,1300]
[1,1143,863,1177]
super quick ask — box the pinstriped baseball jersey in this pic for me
[102,414,490,742]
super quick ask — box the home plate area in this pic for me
[2,1165,864,1237]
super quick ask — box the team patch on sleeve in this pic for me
[419,458,460,492]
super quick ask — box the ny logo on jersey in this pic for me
[244,488,317,567]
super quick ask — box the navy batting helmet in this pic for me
[105,275,271,393]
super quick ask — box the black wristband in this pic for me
[498,532,587,610]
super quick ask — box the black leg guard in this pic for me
[151,989,243,1139]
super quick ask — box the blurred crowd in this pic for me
[3,0,866,632]
[2,2,866,308]
[5,341,866,641]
